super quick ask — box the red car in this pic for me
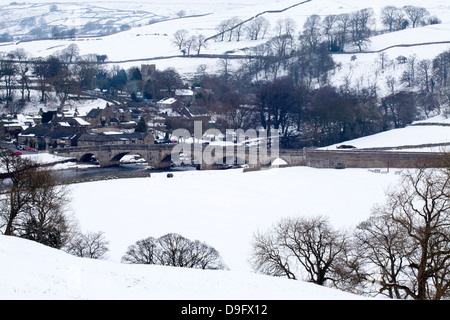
[10,152,22,156]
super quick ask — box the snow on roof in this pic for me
[73,117,91,126]
[175,89,194,96]
[157,97,177,105]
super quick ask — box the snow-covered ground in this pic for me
[0,232,367,300]
[2,0,450,87]
[321,114,450,151]
[1,165,397,300]
[2,112,449,300]
[2,0,450,301]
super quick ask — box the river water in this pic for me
[55,163,198,182]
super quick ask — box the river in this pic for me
[55,162,199,183]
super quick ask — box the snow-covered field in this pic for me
[320,115,450,151]
[0,233,366,300]
[2,0,450,301]
[2,0,450,85]
[1,165,398,300]
[1,108,444,300]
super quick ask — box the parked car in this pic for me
[155,138,176,144]
[10,151,22,156]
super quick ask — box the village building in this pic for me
[179,106,210,122]
[18,123,85,149]
[175,89,194,105]
[156,97,182,109]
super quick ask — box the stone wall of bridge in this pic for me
[303,149,445,169]
[53,144,446,170]
[53,144,175,168]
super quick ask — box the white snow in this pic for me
[0,234,366,300]
[2,0,450,86]
[1,165,396,300]
[2,0,450,301]
[321,115,450,151]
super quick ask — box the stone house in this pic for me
[18,123,85,149]
[179,106,210,121]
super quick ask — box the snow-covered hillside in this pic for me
[0,234,367,300]
[1,165,398,300]
[1,0,450,301]
[2,0,450,84]
[321,115,450,151]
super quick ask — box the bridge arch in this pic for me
[110,152,148,165]
[159,154,173,167]
[79,153,99,165]
[222,155,247,166]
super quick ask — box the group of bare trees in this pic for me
[184,46,449,148]
[377,49,450,123]
[172,29,208,56]
[0,45,110,110]
[0,150,71,243]
[122,233,227,270]
[381,5,437,32]
[209,5,437,55]
[251,162,450,300]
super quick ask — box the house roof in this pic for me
[73,117,91,126]
[184,106,209,117]
[19,124,81,140]
[86,108,104,118]
[19,123,53,137]
[157,97,177,105]
[175,89,194,96]
[45,126,81,139]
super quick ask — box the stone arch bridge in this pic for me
[53,144,447,170]
[53,144,304,169]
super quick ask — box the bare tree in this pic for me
[417,59,433,93]
[0,150,39,236]
[354,211,410,298]
[10,49,31,102]
[403,6,430,28]
[335,13,351,52]
[299,14,322,53]
[64,231,109,259]
[59,43,80,63]
[350,8,374,52]
[216,20,231,42]
[274,17,297,38]
[246,16,270,41]
[322,15,337,51]
[372,167,450,299]
[232,18,245,41]
[250,216,348,285]
[122,233,227,270]
[381,6,405,32]
[172,29,189,50]
[18,170,73,249]
[121,236,159,264]
[193,34,207,55]
[0,53,17,103]
[0,151,73,250]
[182,35,197,56]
